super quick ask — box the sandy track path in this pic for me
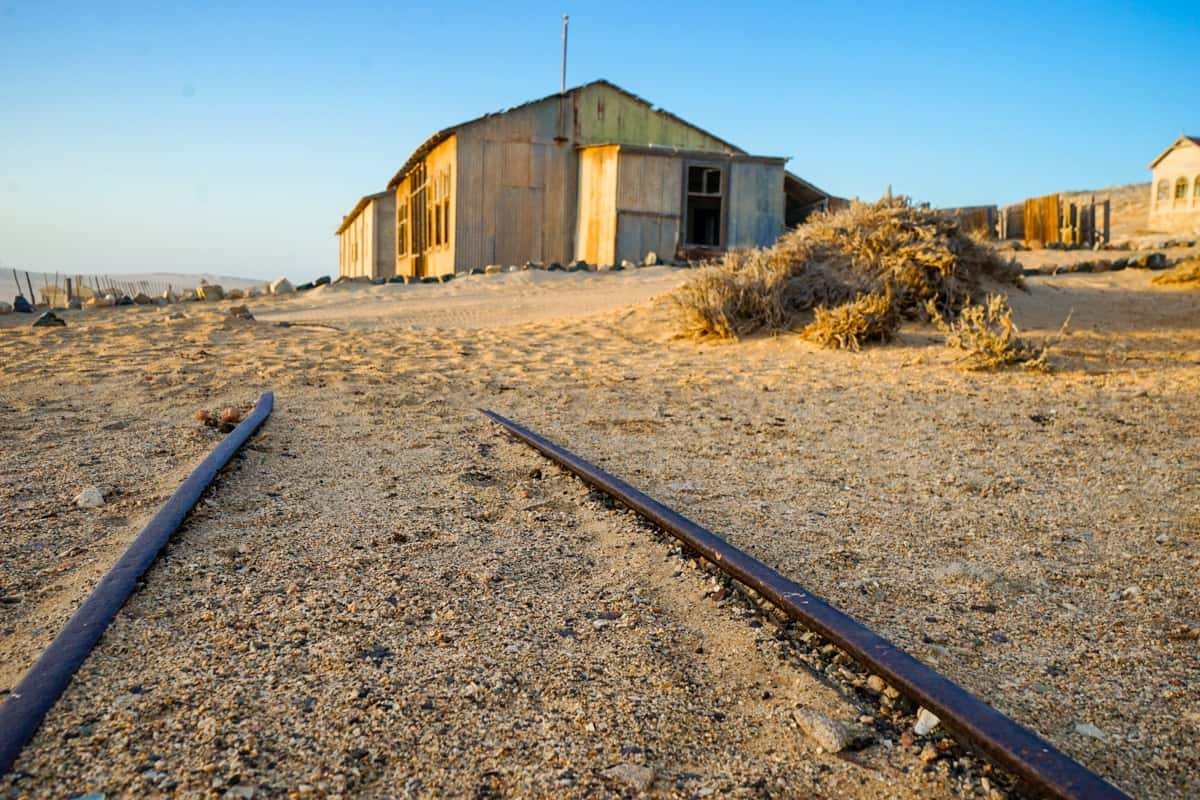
[9,396,943,798]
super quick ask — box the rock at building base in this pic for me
[526,261,546,271]
[314,275,331,286]
[484,264,503,274]
[0,301,12,314]
[13,295,33,313]
[132,292,153,305]
[270,277,295,295]
[568,259,588,272]
[295,282,315,291]
[548,262,564,271]
[116,295,134,306]
[371,277,387,285]
[68,298,83,309]
[32,311,66,327]
[620,259,636,270]
[197,284,225,302]
[420,276,440,284]
[388,276,407,283]
[643,251,659,266]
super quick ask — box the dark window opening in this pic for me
[685,165,723,247]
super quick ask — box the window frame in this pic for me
[681,160,728,248]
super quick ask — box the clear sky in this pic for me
[2,1,1197,281]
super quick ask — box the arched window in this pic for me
[1157,179,1169,204]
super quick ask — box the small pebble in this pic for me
[73,488,104,508]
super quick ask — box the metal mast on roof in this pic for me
[560,15,569,95]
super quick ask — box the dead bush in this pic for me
[801,293,900,351]
[927,295,1052,371]
[672,196,1022,341]
[1151,258,1200,287]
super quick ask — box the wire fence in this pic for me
[3,269,189,306]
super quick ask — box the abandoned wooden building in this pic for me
[336,81,830,279]
[336,191,396,279]
[1148,134,1200,234]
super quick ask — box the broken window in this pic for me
[685,165,723,247]
[397,198,408,256]
[1175,177,1189,202]
[1157,180,1169,203]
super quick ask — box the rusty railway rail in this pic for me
[480,408,1130,800]
[0,392,274,777]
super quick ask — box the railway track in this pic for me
[480,409,1131,800]
[0,392,274,777]
[0,396,1131,798]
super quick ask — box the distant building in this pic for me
[337,191,396,280]
[337,81,830,280]
[1148,135,1200,234]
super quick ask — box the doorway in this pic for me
[684,164,724,247]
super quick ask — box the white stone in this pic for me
[913,707,940,736]
[1074,722,1107,740]
[73,488,104,508]
[269,277,295,295]
[643,251,659,266]
[484,264,503,274]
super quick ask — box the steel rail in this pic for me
[480,409,1130,800]
[0,392,274,777]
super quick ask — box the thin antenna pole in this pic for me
[560,15,568,95]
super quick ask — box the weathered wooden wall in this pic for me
[454,101,576,270]
[575,146,619,266]
[727,160,785,249]
[573,83,735,152]
[338,199,375,279]
[372,193,396,279]
[422,135,457,277]
[613,149,682,264]
[1024,194,1061,245]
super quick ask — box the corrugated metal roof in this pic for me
[385,80,747,190]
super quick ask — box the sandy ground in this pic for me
[1,265,1198,799]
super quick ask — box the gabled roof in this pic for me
[385,80,746,190]
[1148,135,1200,169]
[335,191,390,236]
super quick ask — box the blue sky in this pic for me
[1,1,1197,281]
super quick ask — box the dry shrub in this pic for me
[673,196,1022,340]
[1151,258,1200,287]
[927,295,1051,371]
[801,293,900,351]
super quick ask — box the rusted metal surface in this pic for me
[0,392,275,778]
[480,409,1131,800]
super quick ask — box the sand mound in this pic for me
[1151,258,1200,287]
[673,197,1023,340]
